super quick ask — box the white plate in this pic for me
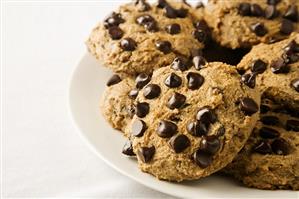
[68,53,298,198]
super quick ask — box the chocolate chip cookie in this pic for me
[125,61,260,181]
[224,98,299,190]
[87,0,208,75]
[204,0,299,49]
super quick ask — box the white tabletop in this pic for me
[2,1,174,197]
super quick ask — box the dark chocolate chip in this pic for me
[187,121,209,137]
[164,73,182,88]
[251,59,267,74]
[265,5,278,19]
[260,105,270,113]
[284,40,299,53]
[164,5,177,18]
[104,12,125,28]
[129,88,139,99]
[120,38,137,51]
[137,146,155,163]
[280,19,294,35]
[135,73,151,89]
[143,84,161,99]
[186,72,204,90]
[106,74,122,86]
[135,102,149,118]
[291,78,299,92]
[108,26,124,40]
[122,140,135,156]
[260,116,279,126]
[200,135,220,155]
[283,5,298,22]
[286,119,299,131]
[196,107,217,124]
[238,3,251,16]
[176,8,188,18]
[169,134,190,153]
[136,15,158,32]
[250,22,268,37]
[157,0,168,8]
[259,127,280,139]
[196,2,204,8]
[193,55,206,70]
[131,119,147,137]
[240,97,259,116]
[270,58,290,74]
[165,23,181,34]
[271,138,290,155]
[171,56,191,71]
[155,40,172,54]
[193,149,213,168]
[167,92,186,109]
[192,29,206,42]
[254,140,272,154]
[134,0,151,12]
[267,0,280,5]
[216,126,225,137]
[251,4,264,17]
[156,120,178,138]
[241,73,256,88]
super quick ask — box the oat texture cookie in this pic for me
[204,0,299,49]
[224,98,299,190]
[124,61,260,181]
[87,0,208,75]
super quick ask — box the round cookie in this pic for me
[204,0,299,49]
[224,98,299,190]
[86,0,209,75]
[125,61,260,181]
[237,33,299,110]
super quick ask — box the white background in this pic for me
[2,1,175,197]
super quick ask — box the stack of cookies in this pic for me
[86,0,299,190]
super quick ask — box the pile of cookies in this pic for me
[86,0,299,190]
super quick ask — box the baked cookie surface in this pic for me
[204,0,299,49]
[87,0,208,75]
[125,62,260,181]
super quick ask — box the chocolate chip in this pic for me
[196,107,217,124]
[129,88,139,99]
[104,12,125,28]
[164,5,177,18]
[155,40,172,54]
[167,92,186,109]
[192,29,206,42]
[270,58,290,74]
[238,3,251,16]
[134,0,151,12]
[259,127,280,139]
[284,40,299,53]
[193,150,213,168]
[171,56,191,71]
[254,140,272,154]
[200,135,220,155]
[143,84,161,99]
[120,38,137,51]
[122,140,135,156]
[271,138,290,155]
[265,5,278,19]
[251,4,264,17]
[260,116,279,126]
[169,134,190,153]
[250,22,268,37]
[164,73,182,88]
[187,121,209,137]
[280,19,294,35]
[135,102,149,118]
[176,8,188,18]
[165,23,181,34]
[193,55,206,70]
[137,146,155,163]
[251,59,267,74]
[196,2,204,9]
[106,74,122,86]
[156,120,177,138]
[136,15,158,32]
[283,5,298,22]
[131,119,147,137]
[216,126,225,137]
[260,105,270,113]
[286,119,299,131]
[157,0,168,8]
[135,73,151,89]
[240,98,259,116]
[186,72,204,90]
[291,78,299,92]
[241,73,256,88]
[267,0,280,5]
[108,26,124,40]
